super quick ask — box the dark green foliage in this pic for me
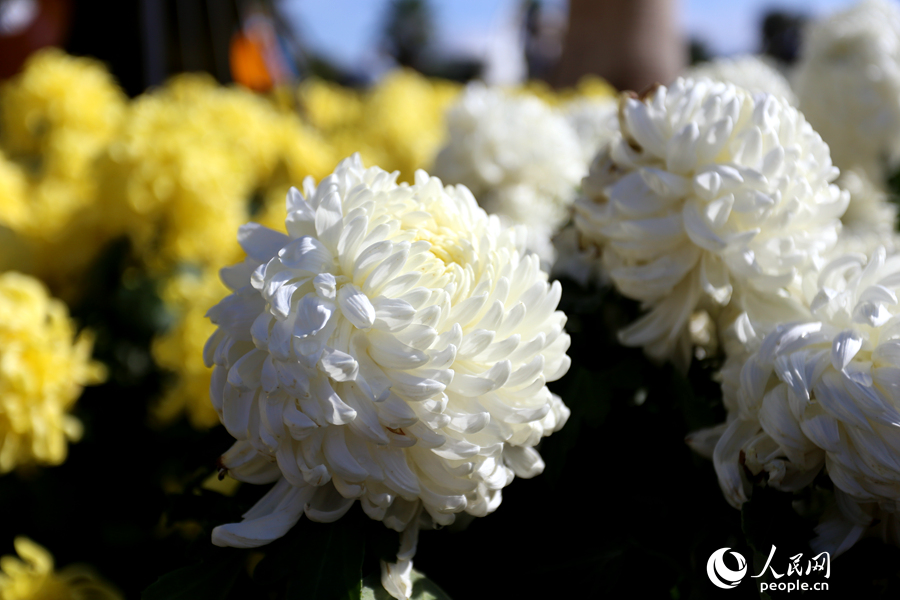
[142,547,248,600]
[252,515,365,599]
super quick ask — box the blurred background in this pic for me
[0,0,869,94]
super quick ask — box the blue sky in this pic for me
[280,0,521,70]
[280,0,866,71]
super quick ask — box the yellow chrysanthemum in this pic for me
[151,269,229,429]
[297,78,364,131]
[297,70,461,183]
[515,75,616,106]
[361,70,461,180]
[0,537,121,600]
[0,48,125,159]
[0,48,125,234]
[570,75,617,100]
[0,49,128,299]
[0,273,105,473]
[99,73,335,271]
[515,79,559,104]
[255,115,339,236]
[0,155,28,231]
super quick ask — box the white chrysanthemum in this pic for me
[562,96,619,164]
[793,0,900,180]
[552,98,617,287]
[687,55,797,105]
[711,167,899,425]
[685,294,810,459]
[574,77,848,366]
[549,225,605,287]
[206,155,570,598]
[712,248,900,542]
[431,84,586,266]
[831,169,900,258]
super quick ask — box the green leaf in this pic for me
[142,547,246,600]
[273,519,365,600]
[360,573,393,600]
[361,570,453,600]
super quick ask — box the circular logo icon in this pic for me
[707,547,747,589]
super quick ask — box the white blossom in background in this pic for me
[687,55,797,105]
[206,155,570,599]
[549,225,606,287]
[574,77,848,367]
[793,0,900,181]
[484,184,562,267]
[831,168,900,258]
[562,96,618,164]
[431,84,586,266]
[685,291,812,460]
[711,247,900,556]
[694,168,898,458]
[550,97,617,288]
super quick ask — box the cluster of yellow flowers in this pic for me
[517,74,616,105]
[0,537,121,600]
[0,49,126,300]
[97,73,336,271]
[150,268,228,430]
[297,70,461,183]
[0,272,105,474]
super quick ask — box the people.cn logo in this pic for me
[707,548,748,589]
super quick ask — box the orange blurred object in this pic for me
[229,9,290,93]
[229,32,272,92]
[0,0,70,79]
